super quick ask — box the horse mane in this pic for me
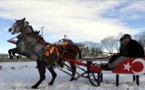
[29,25,34,33]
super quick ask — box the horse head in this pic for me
[9,18,32,35]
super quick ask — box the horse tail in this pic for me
[78,49,82,59]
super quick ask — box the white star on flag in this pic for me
[124,63,132,71]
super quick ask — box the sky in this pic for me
[0,0,145,54]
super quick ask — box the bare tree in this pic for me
[118,32,124,38]
[81,41,103,57]
[95,43,103,56]
[90,43,103,57]
[135,32,145,49]
[101,36,119,53]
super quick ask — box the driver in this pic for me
[101,34,144,70]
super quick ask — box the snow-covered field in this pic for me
[1,61,145,90]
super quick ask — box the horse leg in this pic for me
[11,48,21,59]
[32,60,46,89]
[47,67,57,85]
[11,51,18,59]
[8,49,13,59]
[70,62,76,81]
[57,58,64,68]
[12,52,20,59]
[8,48,20,59]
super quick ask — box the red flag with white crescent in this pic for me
[112,58,145,75]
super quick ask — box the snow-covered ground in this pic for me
[1,61,145,90]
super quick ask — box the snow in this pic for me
[1,61,145,90]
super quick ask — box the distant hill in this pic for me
[0,53,7,55]
[0,58,31,62]
[0,53,8,58]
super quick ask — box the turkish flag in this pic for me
[112,58,145,75]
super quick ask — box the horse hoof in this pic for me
[31,85,38,89]
[70,78,74,81]
[70,78,76,81]
[16,56,20,59]
[48,82,53,85]
[10,57,13,59]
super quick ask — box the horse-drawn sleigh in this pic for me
[57,56,145,87]
[7,18,145,88]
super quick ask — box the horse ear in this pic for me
[26,21,29,24]
[23,18,26,21]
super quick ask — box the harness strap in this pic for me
[21,34,53,66]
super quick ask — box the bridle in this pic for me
[13,20,25,32]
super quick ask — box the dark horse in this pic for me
[8,18,82,89]
[33,44,82,88]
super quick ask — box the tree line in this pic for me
[81,32,145,58]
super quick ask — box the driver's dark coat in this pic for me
[122,39,144,57]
